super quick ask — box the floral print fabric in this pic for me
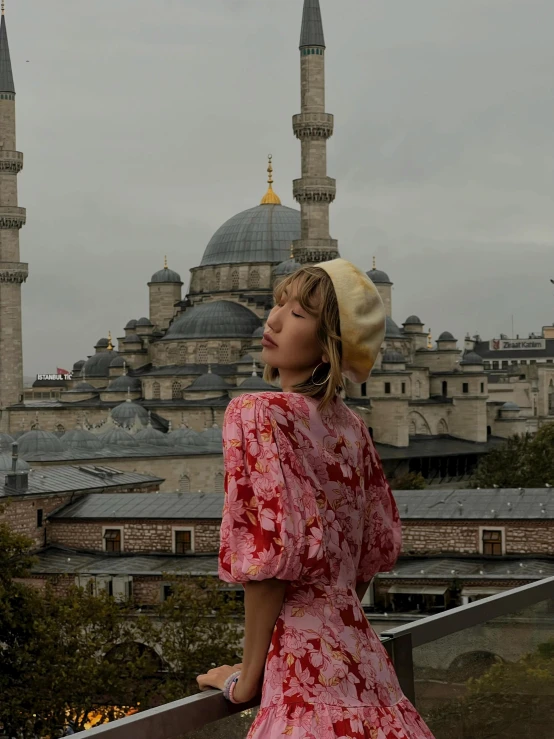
[219,392,434,739]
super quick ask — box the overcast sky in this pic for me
[11,0,554,374]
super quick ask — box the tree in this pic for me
[425,639,554,739]
[144,576,244,701]
[473,423,554,488]
[390,471,427,490]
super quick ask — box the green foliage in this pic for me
[390,471,427,490]
[473,423,554,488]
[0,521,244,737]
[144,576,244,700]
[425,639,554,739]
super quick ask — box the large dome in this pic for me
[165,301,261,339]
[200,204,300,266]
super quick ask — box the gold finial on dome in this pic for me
[260,154,282,205]
[107,331,113,351]
[1,2,5,16]
[164,255,168,269]
[290,243,295,260]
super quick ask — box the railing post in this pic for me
[383,633,416,706]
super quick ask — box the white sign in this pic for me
[489,339,545,351]
[36,373,73,381]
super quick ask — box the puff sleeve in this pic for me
[356,425,402,582]
[218,395,306,584]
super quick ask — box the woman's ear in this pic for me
[322,353,330,364]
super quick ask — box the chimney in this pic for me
[5,442,28,494]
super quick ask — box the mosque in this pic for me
[0,1,550,490]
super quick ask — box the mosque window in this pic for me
[231,270,239,289]
[103,529,122,553]
[197,344,208,363]
[152,381,161,399]
[409,420,417,436]
[360,382,367,397]
[37,509,43,528]
[214,271,221,290]
[179,346,187,364]
[214,472,224,493]
[174,529,193,554]
[401,382,406,395]
[442,381,448,396]
[463,383,469,394]
[415,380,421,398]
[56,424,65,432]
[482,529,503,556]
[384,382,391,395]
[480,382,485,393]
[172,381,182,400]
[179,473,191,493]
[168,347,178,363]
[248,269,260,289]
[218,344,230,363]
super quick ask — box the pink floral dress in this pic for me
[219,392,435,739]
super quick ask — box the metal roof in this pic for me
[200,204,300,266]
[165,301,262,340]
[375,435,505,460]
[0,466,163,499]
[394,488,554,520]
[377,556,554,581]
[51,492,225,520]
[0,15,15,93]
[32,548,221,577]
[20,443,219,463]
[299,0,326,48]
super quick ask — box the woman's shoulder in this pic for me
[225,392,312,429]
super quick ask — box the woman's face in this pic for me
[261,284,327,384]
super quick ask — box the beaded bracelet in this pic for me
[222,670,241,702]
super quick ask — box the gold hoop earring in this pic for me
[311,362,331,386]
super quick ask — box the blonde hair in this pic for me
[263,267,343,410]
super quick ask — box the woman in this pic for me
[197,259,435,738]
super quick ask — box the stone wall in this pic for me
[48,519,221,554]
[0,492,76,547]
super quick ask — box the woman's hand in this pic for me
[196,663,243,693]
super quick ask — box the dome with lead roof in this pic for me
[17,430,66,455]
[150,265,182,284]
[165,301,261,340]
[111,399,148,428]
[461,351,484,365]
[438,331,456,342]
[168,425,202,447]
[367,268,391,284]
[404,315,423,326]
[385,316,402,337]
[82,350,119,378]
[186,371,230,393]
[134,423,170,447]
[105,375,141,393]
[62,428,103,451]
[0,453,29,472]
[97,428,138,448]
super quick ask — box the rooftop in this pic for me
[51,492,225,520]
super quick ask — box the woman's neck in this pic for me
[278,368,312,393]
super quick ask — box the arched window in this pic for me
[415,380,421,399]
[214,472,224,493]
[179,473,190,493]
[56,424,65,433]
[218,344,230,364]
[197,344,208,364]
[248,269,260,289]
[437,419,448,435]
[231,270,239,290]
[409,420,417,436]
[172,381,182,400]
[152,381,161,400]
[214,270,221,290]
[179,346,187,365]
[442,381,448,397]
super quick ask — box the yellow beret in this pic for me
[318,258,386,383]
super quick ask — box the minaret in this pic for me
[0,3,27,428]
[292,0,338,264]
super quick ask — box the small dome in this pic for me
[385,316,402,337]
[68,382,97,393]
[62,428,103,451]
[0,453,30,473]
[125,319,138,330]
[110,355,127,368]
[18,430,66,455]
[404,315,423,326]
[72,359,85,371]
[187,371,230,393]
[252,326,265,338]
[168,426,202,447]
[438,331,456,342]
[236,353,255,365]
[165,301,262,340]
[136,317,153,327]
[122,333,142,344]
[461,351,484,365]
[134,424,170,447]
[150,266,182,283]
[502,401,520,411]
[95,338,109,348]
[0,432,15,451]
[273,257,302,277]
[82,350,119,378]
[382,350,405,364]
[240,375,276,391]
[97,427,138,448]
[367,268,391,285]
[111,399,148,428]
[201,424,223,447]
[105,375,141,393]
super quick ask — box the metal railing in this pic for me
[74,575,554,738]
